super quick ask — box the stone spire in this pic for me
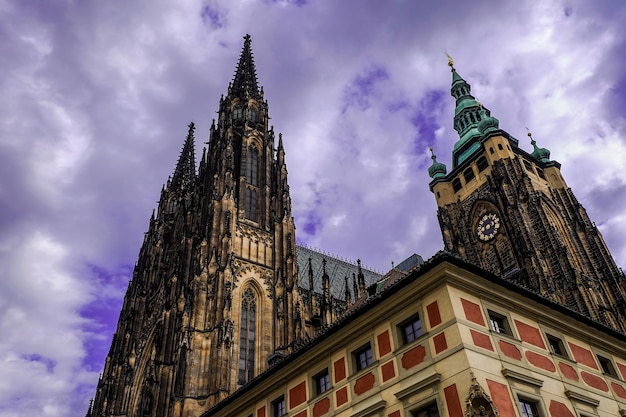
[230,34,261,99]
[170,122,197,189]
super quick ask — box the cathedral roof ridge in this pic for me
[296,242,383,275]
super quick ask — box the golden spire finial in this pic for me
[526,126,533,138]
[445,52,454,67]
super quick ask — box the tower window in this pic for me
[463,167,475,183]
[452,178,462,193]
[477,156,488,172]
[353,343,374,371]
[523,160,533,172]
[233,106,243,120]
[247,146,259,186]
[489,147,494,154]
[247,107,258,122]
[498,144,503,150]
[238,288,256,385]
[245,187,258,222]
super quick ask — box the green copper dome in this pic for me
[477,106,499,134]
[428,149,447,179]
[529,132,551,162]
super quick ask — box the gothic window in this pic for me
[245,187,258,222]
[238,288,256,385]
[233,106,243,120]
[247,107,258,122]
[247,146,259,186]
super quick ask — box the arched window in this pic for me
[247,147,259,186]
[238,288,256,385]
[247,107,258,122]
[245,187,258,222]
[233,106,243,120]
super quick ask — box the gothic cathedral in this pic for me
[89,35,357,417]
[429,58,626,332]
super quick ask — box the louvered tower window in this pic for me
[238,288,256,385]
[245,146,259,221]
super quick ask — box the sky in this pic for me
[0,0,625,416]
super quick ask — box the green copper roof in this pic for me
[428,149,447,179]
[529,132,551,162]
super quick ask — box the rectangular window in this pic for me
[546,334,567,357]
[400,314,423,344]
[597,354,619,378]
[354,344,374,371]
[272,396,286,417]
[314,369,331,395]
[452,178,462,193]
[477,156,489,172]
[488,310,511,335]
[463,167,475,183]
[518,398,540,417]
[413,402,439,417]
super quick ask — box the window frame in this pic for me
[477,156,489,172]
[463,167,476,183]
[353,343,374,372]
[452,178,462,193]
[272,395,286,417]
[399,314,423,345]
[545,333,568,359]
[487,310,512,336]
[518,397,541,417]
[313,368,331,396]
[596,354,620,379]
[412,401,440,417]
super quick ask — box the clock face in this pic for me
[477,213,500,241]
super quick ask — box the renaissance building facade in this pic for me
[87,37,626,417]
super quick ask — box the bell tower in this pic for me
[429,57,626,333]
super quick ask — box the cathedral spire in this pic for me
[230,34,261,99]
[171,122,197,189]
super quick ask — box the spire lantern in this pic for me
[428,148,447,179]
[528,129,551,162]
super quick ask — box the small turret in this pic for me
[428,148,447,179]
[528,129,551,163]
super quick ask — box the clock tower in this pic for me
[429,59,626,333]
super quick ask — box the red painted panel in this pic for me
[568,343,598,369]
[549,400,575,417]
[312,397,330,417]
[354,372,375,395]
[333,357,346,383]
[401,344,426,370]
[470,329,494,351]
[514,320,545,349]
[612,382,626,399]
[377,330,392,357]
[461,298,485,326]
[294,411,308,417]
[443,384,464,417]
[381,360,396,382]
[335,387,348,407]
[388,412,401,417]
[581,371,609,392]
[433,332,448,354]
[486,380,516,417]
[257,406,266,417]
[525,351,556,372]
[427,301,442,328]
[499,340,522,360]
[558,362,579,381]
[289,381,307,409]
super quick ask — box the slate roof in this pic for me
[296,244,383,299]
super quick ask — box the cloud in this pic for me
[0,1,625,416]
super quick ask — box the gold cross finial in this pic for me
[445,52,454,67]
